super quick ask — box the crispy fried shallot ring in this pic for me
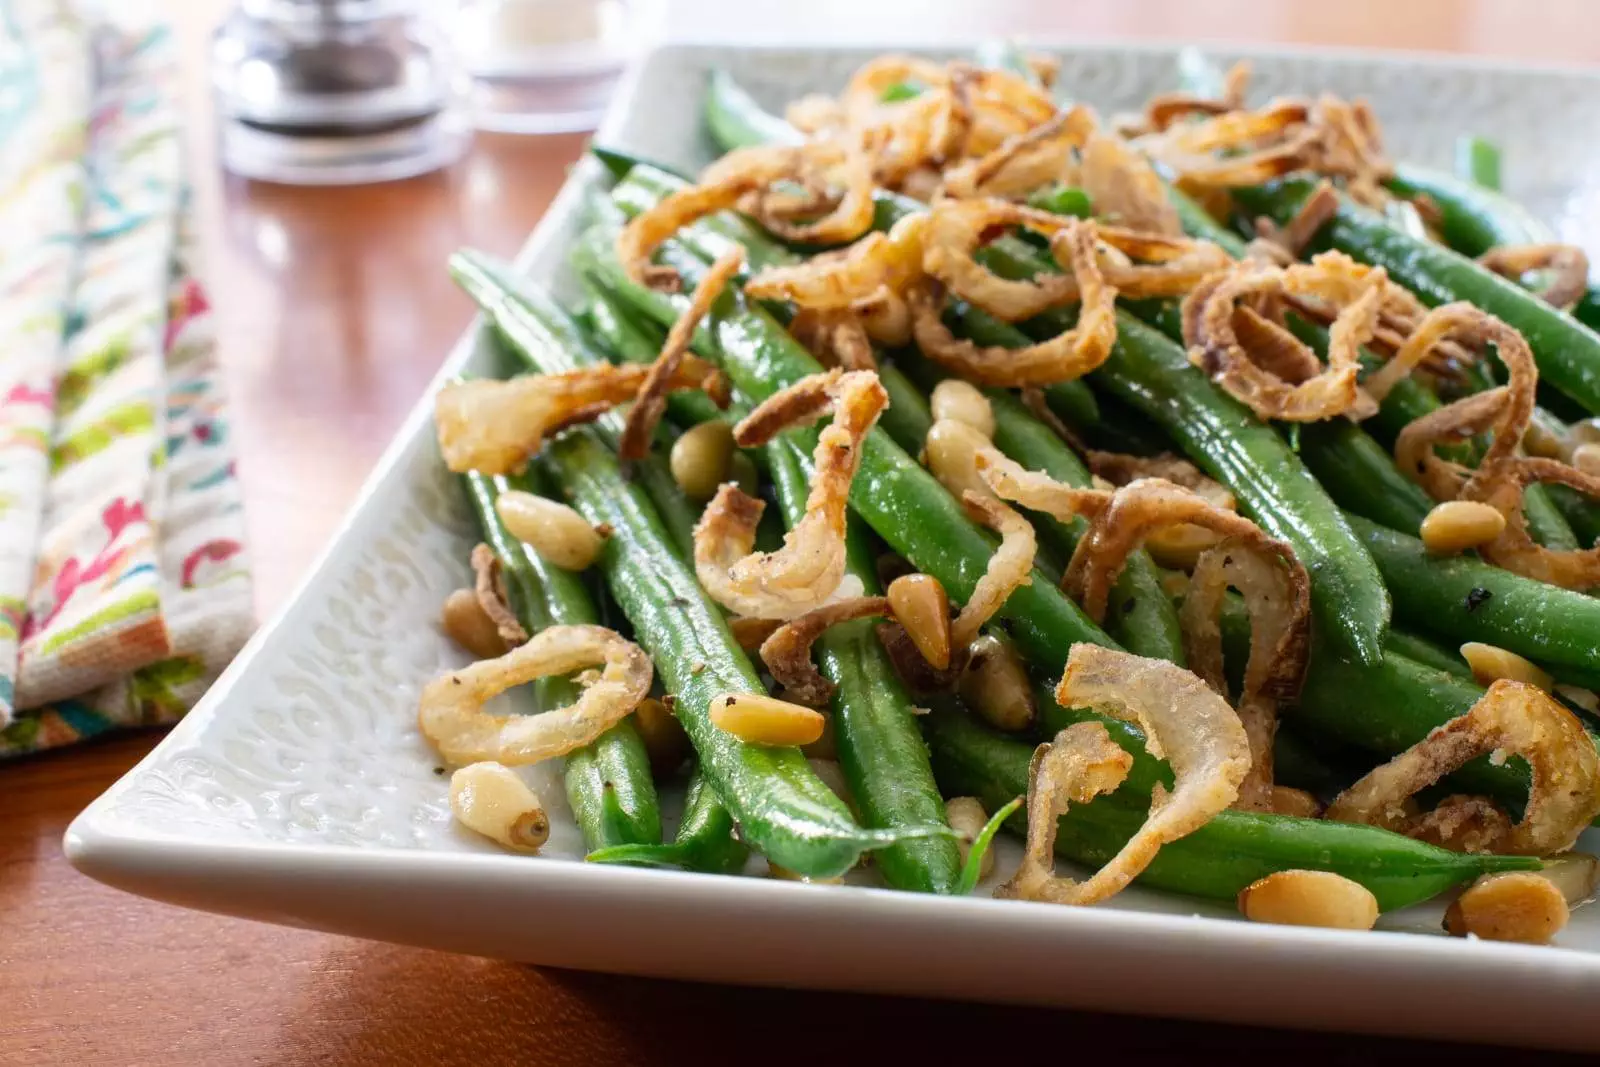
[695,370,887,618]
[1326,680,1600,856]
[1179,540,1312,812]
[909,225,1118,387]
[1465,457,1600,589]
[1480,243,1591,312]
[619,247,744,460]
[922,198,1089,321]
[745,213,929,311]
[418,624,653,766]
[1065,478,1284,623]
[1142,100,1321,190]
[1094,225,1234,299]
[996,646,1251,906]
[1078,131,1183,236]
[1394,304,1538,499]
[1085,451,1234,507]
[434,360,728,474]
[471,543,528,647]
[951,492,1036,649]
[938,106,1096,200]
[760,596,890,706]
[736,146,877,246]
[1181,255,1383,422]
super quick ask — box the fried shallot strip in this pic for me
[434,360,728,474]
[695,370,888,618]
[760,596,891,706]
[996,646,1250,906]
[1480,243,1591,312]
[619,247,744,460]
[471,543,528,647]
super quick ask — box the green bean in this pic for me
[1346,512,1600,687]
[575,224,1126,673]
[766,435,963,893]
[1382,628,1472,679]
[1455,136,1502,191]
[461,468,661,851]
[587,763,750,873]
[1235,178,1600,416]
[924,706,1537,911]
[1025,183,1093,218]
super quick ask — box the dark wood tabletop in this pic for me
[5,2,1599,1063]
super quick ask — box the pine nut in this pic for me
[1573,443,1600,477]
[886,573,953,670]
[1144,522,1222,570]
[1460,642,1552,690]
[924,418,994,502]
[440,587,508,659]
[1237,869,1379,930]
[669,421,735,501]
[959,633,1035,731]
[1419,500,1507,556]
[709,692,826,747]
[1269,785,1323,819]
[1522,418,1567,460]
[946,796,995,881]
[1536,852,1600,906]
[496,490,605,571]
[1444,872,1569,943]
[449,762,549,853]
[930,379,995,438]
[632,696,689,773]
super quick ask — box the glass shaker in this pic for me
[212,0,470,184]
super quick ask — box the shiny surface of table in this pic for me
[6,2,1600,1063]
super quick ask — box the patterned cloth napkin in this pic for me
[0,2,253,758]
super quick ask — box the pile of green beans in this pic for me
[424,59,1600,913]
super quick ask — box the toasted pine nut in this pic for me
[1569,417,1600,452]
[1522,418,1567,460]
[946,796,995,881]
[1556,684,1599,715]
[449,762,549,853]
[1144,522,1222,570]
[1536,852,1600,906]
[1574,442,1600,478]
[924,418,993,502]
[1238,869,1378,930]
[632,696,689,773]
[441,587,508,659]
[959,633,1035,732]
[801,709,838,761]
[930,380,995,438]
[496,490,605,571]
[709,692,826,746]
[886,573,953,670]
[1445,872,1569,943]
[669,421,735,501]
[727,449,760,498]
[1269,785,1323,819]
[1460,641,1552,690]
[1419,500,1507,556]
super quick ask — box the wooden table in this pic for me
[5,2,1598,1063]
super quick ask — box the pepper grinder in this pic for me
[211,0,469,185]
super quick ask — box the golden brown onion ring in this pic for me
[760,596,891,706]
[1326,680,1600,856]
[1480,243,1591,312]
[418,624,653,766]
[950,492,1036,649]
[996,645,1250,905]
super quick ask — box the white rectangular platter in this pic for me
[66,41,1600,1051]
